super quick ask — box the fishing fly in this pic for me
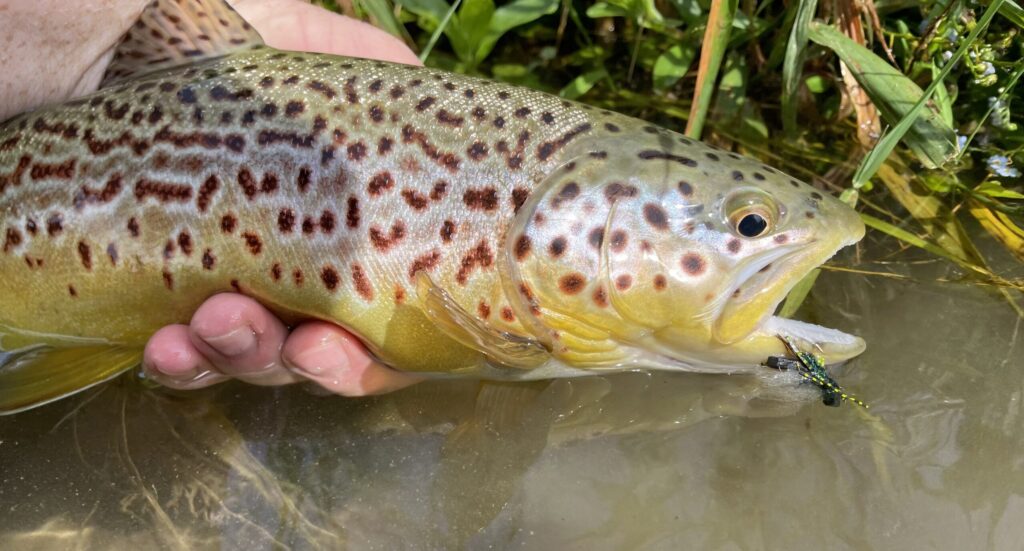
[765,335,868,408]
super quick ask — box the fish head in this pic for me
[505,131,865,372]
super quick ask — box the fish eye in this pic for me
[727,202,775,238]
[737,212,768,237]
[724,191,778,238]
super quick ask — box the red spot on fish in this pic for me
[30,159,76,181]
[615,274,632,291]
[346,197,360,228]
[135,178,192,203]
[456,240,494,284]
[558,273,585,294]
[501,307,515,322]
[77,241,92,270]
[297,167,312,193]
[514,235,531,260]
[408,250,441,279]
[653,274,667,290]
[196,175,219,212]
[351,263,373,300]
[127,217,140,237]
[277,209,296,233]
[463,187,498,211]
[548,237,567,258]
[367,171,394,196]
[430,181,448,200]
[512,188,529,213]
[370,221,406,251]
[478,301,491,319]
[681,253,706,275]
[319,210,336,234]
[162,270,174,290]
[401,189,429,210]
[177,231,193,255]
[440,220,455,243]
[643,203,669,230]
[2,227,22,253]
[202,249,216,270]
[593,286,608,307]
[221,214,237,234]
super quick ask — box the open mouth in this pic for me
[712,241,865,364]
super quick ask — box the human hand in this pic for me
[0,0,422,396]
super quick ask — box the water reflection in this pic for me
[1,236,1022,550]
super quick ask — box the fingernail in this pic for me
[199,325,256,357]
[287,336,349,377]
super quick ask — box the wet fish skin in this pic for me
[0,0,865,412]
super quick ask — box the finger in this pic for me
[143,324,229,390]
[232,0,422,65]
[188,293,301,386]
[282,321,422,396]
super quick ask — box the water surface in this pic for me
[1,227,1022,550]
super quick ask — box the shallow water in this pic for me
[1,227,1022,550]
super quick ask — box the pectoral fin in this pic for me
[0,345,142,415]
[415,273,549,370]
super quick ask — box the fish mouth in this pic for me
[710,235,865,365]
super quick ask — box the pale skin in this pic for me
[0,0,422,395]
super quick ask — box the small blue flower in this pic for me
[987,155,1021,178]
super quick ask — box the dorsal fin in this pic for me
[100,0,265,88]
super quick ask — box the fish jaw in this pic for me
[706,205,867,367]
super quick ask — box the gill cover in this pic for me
[501,142,711,367]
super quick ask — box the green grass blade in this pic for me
[685,0,738,139]
[808,22,958,170]
[417,0,463,62]
[356,0,415,44]
[778,269,821,318]
[847,0,1005,185]
[781,0,818,135]
[990,0,1024,26]
[860,213,967,265]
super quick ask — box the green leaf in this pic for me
[397,0,453,27]
[477,0,559,63]
[559,68,608,99]
[781,0,817,135]
[456,0,495,65]
[586,3,632,18]
[653,43,696,91]
[976,181,1024,200]
[804,74,829,93]
[808,22,958,169]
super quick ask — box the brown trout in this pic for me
[0,0,866,414]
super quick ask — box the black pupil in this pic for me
[738,213,768,237]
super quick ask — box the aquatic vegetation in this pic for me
[323,0,1024,311]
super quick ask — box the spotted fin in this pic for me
[0,345,142,415]
[100,0,265,88]
[415,273,549,370]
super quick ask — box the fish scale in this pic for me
[0,0,867,414]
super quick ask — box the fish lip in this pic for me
[711,233,865,360]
